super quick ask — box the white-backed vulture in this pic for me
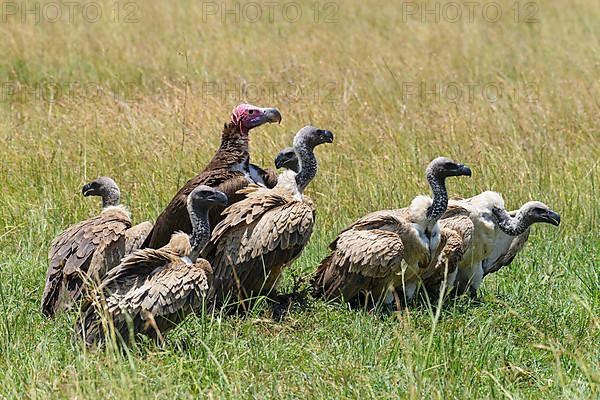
[421,191,506,298]
[76,185,228,346]
[482,201,560,276]
[41,177,133,317]
[312,157,472,308]
[142,104,282,249]
[424,194,560,299]
[204,126,334,306]
[81,178,154,253]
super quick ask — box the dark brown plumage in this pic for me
[142,104,281,249]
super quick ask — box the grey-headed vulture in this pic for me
[204,126,333,307]
[312,157,472,308]
[41,177,150,317]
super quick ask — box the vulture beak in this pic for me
[544,210,561,226]
[212,191,229,207]
[81,183,94,197]
[454,164,472,177]
[261,107,282,125]
[275,154,287,169]
[323,130,334,143]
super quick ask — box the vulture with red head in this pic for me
[76,186,227,346]
[204,126,334,307]
[142,104,282,249]
[41,177,152,317]
[312,157,472,308]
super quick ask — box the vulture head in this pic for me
[274,147,300,173]
[293,126,334,149]
[81,177,121,208]
[427,157,472,179]
[187,185,229,212]
[517,201,561,227]
[232,103,282,135]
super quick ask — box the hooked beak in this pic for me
[323,130,334,143]
[81,183,94,196]
[260,107,282,125]
[275,154,287,169]
[458,165,472,177]
[212,191,229,207]
[544,210,561,226]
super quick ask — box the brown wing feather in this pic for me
[125,221,153,254]
[143,170,249,249]
[205,188,315,304]
[41,208,131,317]
[77,257,212,346]
[313,213,408,302]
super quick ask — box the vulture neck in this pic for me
[493,207,530,236]
[425,172,448,223]
[206,122,250,171]
[188,205,211,262]
[295,143,317,193]
[102,189,120,209]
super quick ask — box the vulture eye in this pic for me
[248,110,255,115]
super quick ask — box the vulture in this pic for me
[312,157,472,308]
[142,103,282,249]
[204,126,334,307]
[421,191,506,298]
[423,194,560,298]
[41,177,152,317]
[76,185,227,346]
[482,201,560,276]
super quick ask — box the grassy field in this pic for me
[0,0,598,398]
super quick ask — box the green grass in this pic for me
[0,0,598,398]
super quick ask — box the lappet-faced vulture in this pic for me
[204,126,334,307]
[312,157,472,309]
[41,177,151,317]
[142,104,282,249]
[76,185,227,346]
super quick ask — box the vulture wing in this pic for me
[205,186,315,303]
[249,163,278,189]
[483,229,531,276]
[78,257,212,345]
[125,221,153,254]
[41,207,131,317]
[143,170,249,249]
[313,212,409,302]
[109,259,211,343]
